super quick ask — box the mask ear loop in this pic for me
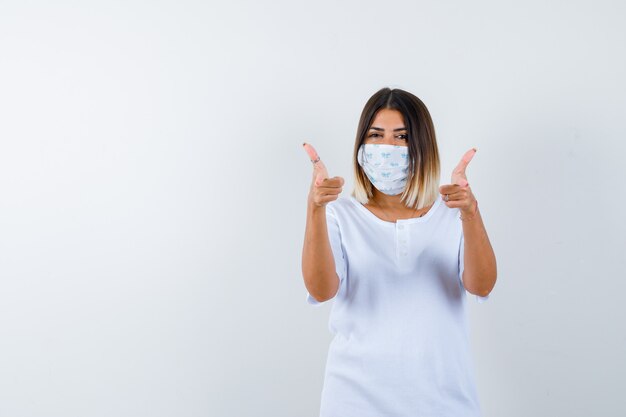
[357,144,365,167]
[358,143,374,167]
[357,144,374,199]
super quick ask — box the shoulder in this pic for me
[325,195,359,220]
[326,195,367,225]
[435,194,463,224]
[439,203,464,238]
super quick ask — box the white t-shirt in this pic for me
[306,194,489,417]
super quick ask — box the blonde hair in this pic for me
[351,87,441,210]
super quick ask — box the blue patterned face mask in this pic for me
[357,144,410,195]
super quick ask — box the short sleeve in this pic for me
[306,204,347,306]
[459,232,490,304]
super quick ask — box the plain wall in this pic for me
[1,0,625,416]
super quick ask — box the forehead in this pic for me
[370,108,405,128]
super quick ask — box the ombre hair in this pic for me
[351,87,441,210]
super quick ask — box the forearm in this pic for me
[461,203,497,296]
[301,204,340,301]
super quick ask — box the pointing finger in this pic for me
[320,176,344,188]
[439,184,463,194]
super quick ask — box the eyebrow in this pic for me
[369,126,407,132]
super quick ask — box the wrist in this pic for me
[460,200,478,221]
[308,200,326,214]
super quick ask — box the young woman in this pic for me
[301,87,497,416]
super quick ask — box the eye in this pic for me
[368,133,381,138]
[397,134,408,140]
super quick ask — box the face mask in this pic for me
[357,143,410,195]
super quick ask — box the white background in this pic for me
[1,1,625,416]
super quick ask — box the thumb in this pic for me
[456,177,469,187]
[303,142,329,185]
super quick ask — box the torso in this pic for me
[311,196,484,415]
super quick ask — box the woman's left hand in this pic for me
[439,148,478,215]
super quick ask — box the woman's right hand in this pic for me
[303,142,344,208]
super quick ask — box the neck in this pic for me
[370,189,410,211]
